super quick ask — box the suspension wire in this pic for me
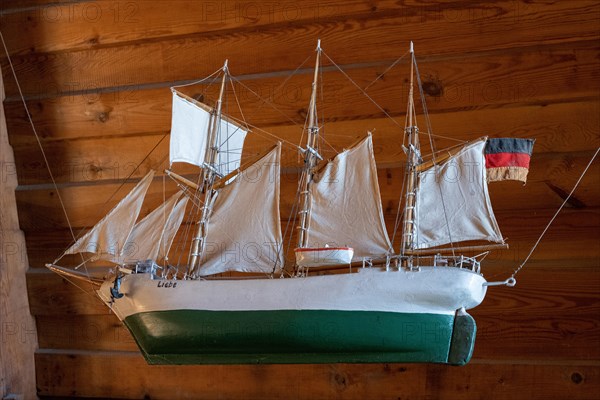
[512,147,600,279]
[0,30,108,291]
[0,30,84,261]
[1,29,177,280]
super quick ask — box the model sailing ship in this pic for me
[47,42,534,365]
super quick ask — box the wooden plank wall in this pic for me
[1,0,599,398]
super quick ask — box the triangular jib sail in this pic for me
[414,138,504,249]
[306,135,393,260]
[117,191,187,264]
[63,171,155,261]
[157,195,189,264]
[169,90,248,176]
[198,144,284,276]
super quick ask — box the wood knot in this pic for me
[298,108,308,120]
[97,111,109,123]
[333,372,348,389]
[571,372,584,384]
[89,164,103,173]
[422,79,443,97]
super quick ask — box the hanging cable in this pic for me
[511,147,600,280]
[0,30,81,258]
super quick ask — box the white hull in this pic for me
[98,266,487,321]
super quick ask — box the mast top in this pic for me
[410,41,414,54]
[222,59,229,72]
[316,39,321,51]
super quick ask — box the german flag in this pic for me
[485,138,534,184]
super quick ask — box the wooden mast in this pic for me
[401,42,420,257]
[187,60,229,279]
[296,40,322,250]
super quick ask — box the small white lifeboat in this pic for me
[295,246,354,267]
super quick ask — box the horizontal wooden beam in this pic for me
[34,349,600,399]
[0,0,407,55]
[7,100,600,186]
[2,1,599,97]
[3,0,596,59]
[4,42,599,147]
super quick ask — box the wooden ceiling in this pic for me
[1,1,599,398]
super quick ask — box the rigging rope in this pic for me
[0,30,81,263]
[322,50,405,131]
[511,147,600,280]
[170,67,224,89]
[413,53,456,256]
[363,50,410,91]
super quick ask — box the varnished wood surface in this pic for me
[4,42,599,148]
[2,2,599,97]
[1,0,598,399]
[7,100,600,184]
[34,351,599,399]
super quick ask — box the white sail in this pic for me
[216,115,247,176]
[119,191,184,263]
[414,139,503,249]
[307,135,393,260]
[199,145,284,276]
[63,171,155,260]
[157,195,189,264]
[169,91,247,176]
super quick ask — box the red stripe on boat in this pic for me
[485,152,531,168]
[294,247,353,252]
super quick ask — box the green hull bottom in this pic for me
[123,309,476,365]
